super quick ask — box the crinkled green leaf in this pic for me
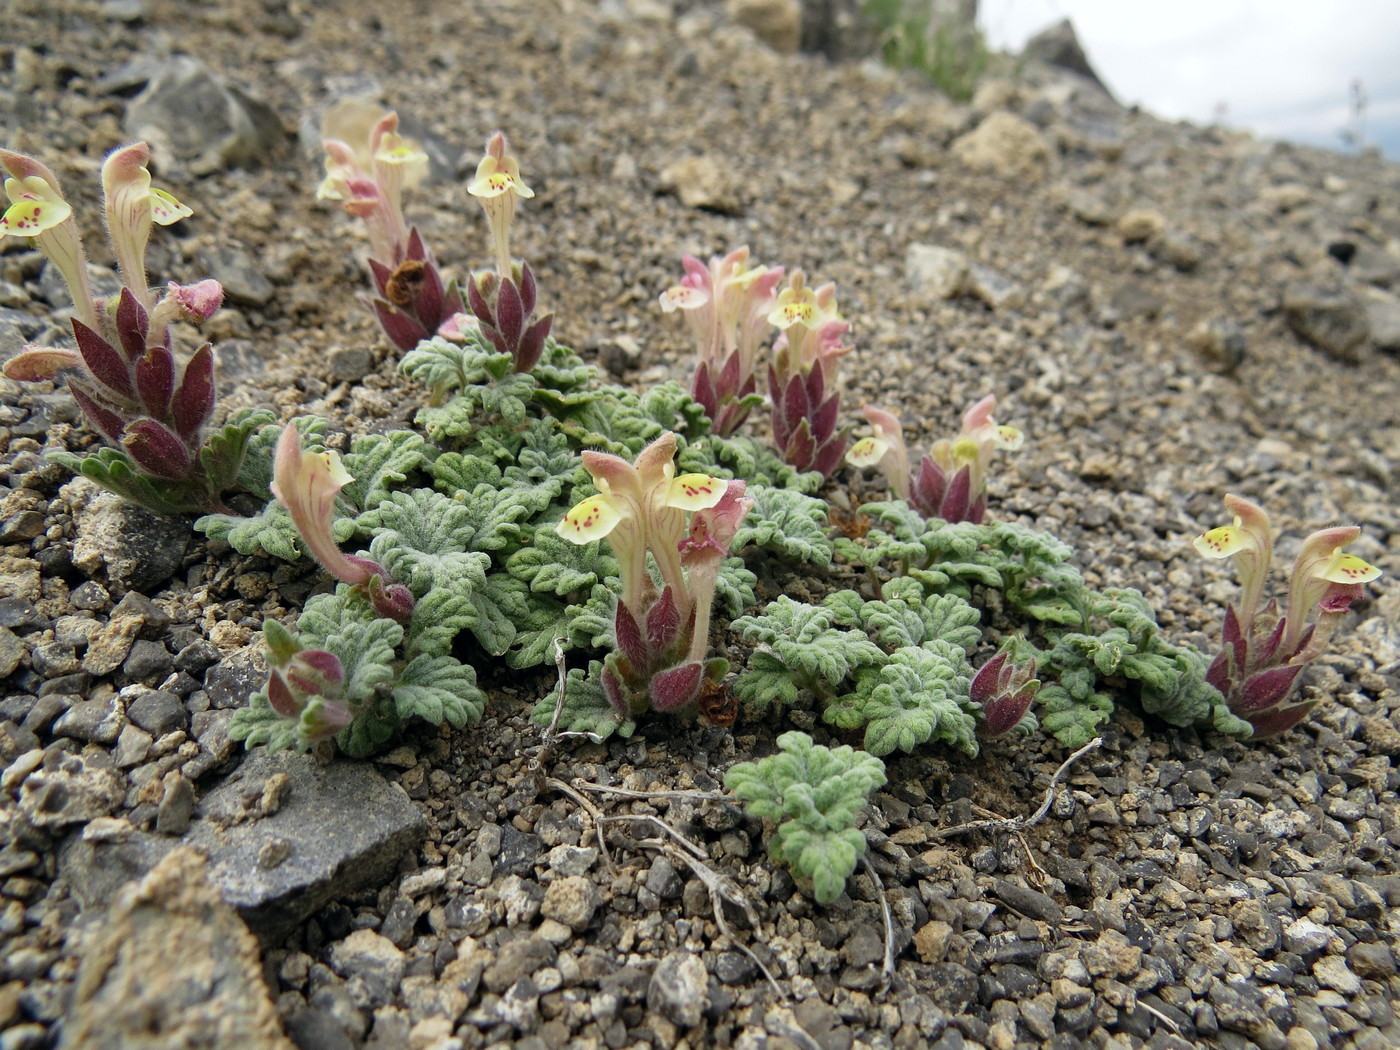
[470,572,528,655]
[393,653,486,727]
[726,732,885,905]
[228,693,300,753]
[847,641,977,757]
[731,597,884,692]
[362,490,493,595]
[343,430,429,514]
[507,526,616,595]
[733,485,834,567]
[405,586,478,660]
[529,661,636,740]
[715,556,758,618]
[430,451,503,494]
[731,650,801,711]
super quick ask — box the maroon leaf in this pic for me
[912,457,946,519]
[368,257,394,299]
[941,465,972,522]
[368,577,417,622]
[1235,664,1305,714]
[806,360,826,405]
[984,679,1038,737]
[1247,701,1316,738]
[71,318,134,400]
[970,652,1009,707]
[69,381,129,445]
[812,393,840,445]
[717,350,742,400]
[766,365,787,445]
[646,586,682,656]
[785,420,816,472]
[115,287,150,363]
[516,316,551,373]
[1205,648,1232,695]
[812,436,847,478]
[967,495,987,525]
[601,661,629,717]
[135,344,175,418]
[170,343,216,442]
[371,299,429,352]
[467,273,494,327]
[650,661,702,711]
[267,671,302,718]
[122,418,192,479]
[286,650,344,695]
[518,261,537,316]
[1254,616,1289,664]
[615,600,647,669]
[692,362,718,416]
[415,256,445,328]
[405,227,428,263]
[495,275,524,350]
[782,373,810,440]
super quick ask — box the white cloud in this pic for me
[980,0,1400,155]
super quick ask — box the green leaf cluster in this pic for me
[836,502,1242,746]
[726,731,886,905]
[731,577,982,756]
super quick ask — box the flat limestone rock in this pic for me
[60,749,427,939]
[61,847,294,1050]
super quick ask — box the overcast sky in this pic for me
[979,0,1400,159]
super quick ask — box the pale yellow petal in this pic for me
[666,473,726,511]
[556,495,623,543]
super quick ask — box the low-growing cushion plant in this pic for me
[726,731,887,906]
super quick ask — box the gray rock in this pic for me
[1022,18,1113,98]
[328,929,405,1006]
[993,878,1064,924]
[540,875,600,933]
[125,690,188,736]
[327,346,374,383]
[53,696,124,744]
[124,56,283,173]
[1364,294,1400,351]
[155,772,196,836]
[58,848,294,1050]
[61,750,426,938]
[906,244,969,300]
[0,627,23,678]
[482,937,556,994]
[198,245,275,308]
[966,263,1027,311]
[1283,283,1370,362]
[647,950,708,1028]
[18,750,126,828]
[68,482,190,595]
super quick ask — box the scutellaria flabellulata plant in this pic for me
[0,111,1384,882]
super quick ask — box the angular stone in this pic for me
[59,848,294,1049]
[906,244,969,299]
[647,951,708,1028]
[951,112,1052,181]
[68,481,191,595]
[18,751,126,828]
[1283,283,1370,362]
[61,750,426,938]
[126,690,189,736]
[540,875,600,933]
[124,56,283,173]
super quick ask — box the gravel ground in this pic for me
[1,1,1399,1049]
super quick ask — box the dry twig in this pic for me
[932,738,1103,839]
